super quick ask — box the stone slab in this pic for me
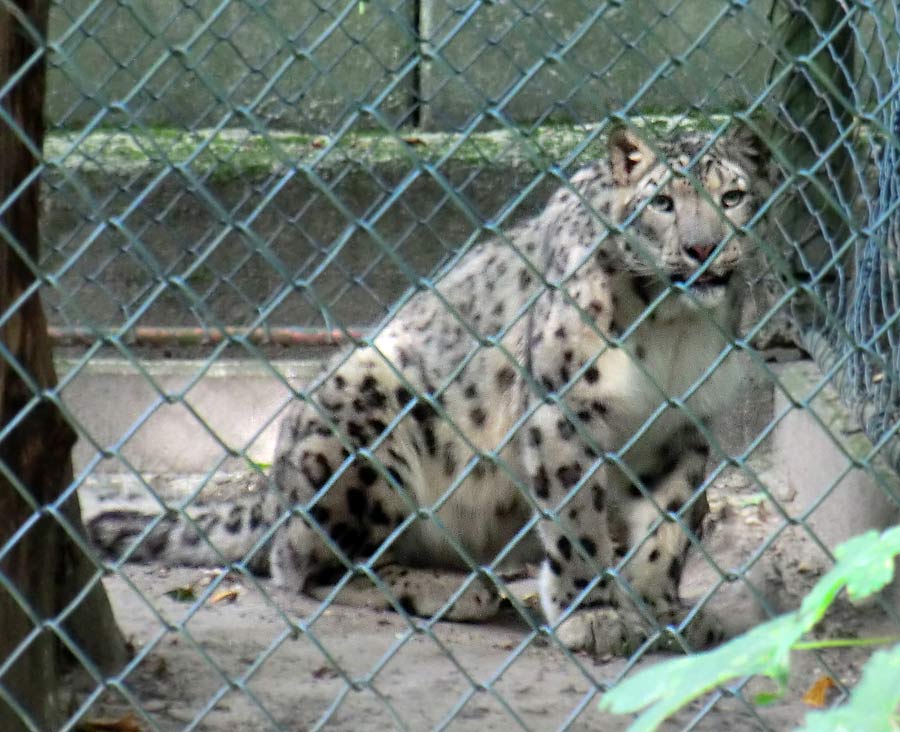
[772,360,900,606]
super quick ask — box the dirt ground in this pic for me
[67,461,900,732]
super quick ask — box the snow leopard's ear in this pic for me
[721,122,769,178]
[608,126,656,186]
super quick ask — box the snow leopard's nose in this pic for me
[684,243,717,263]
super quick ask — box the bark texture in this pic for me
[1,2,126,729]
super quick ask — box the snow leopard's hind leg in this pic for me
[270,369,501,622]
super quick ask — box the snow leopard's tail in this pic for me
[86,492,282,575]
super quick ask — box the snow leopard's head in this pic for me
[601,123,769,308]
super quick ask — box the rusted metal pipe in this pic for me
[47,325,365,348]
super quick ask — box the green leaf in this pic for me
[599,615,798,732]
[754,690,787,706]
[164,585,197,602]
[794,527,900,631]
[738,493,768,507]
[793,636,900,651]
[836,526,900,602]
[797,643,900,732]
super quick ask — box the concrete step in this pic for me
[59,356,320,477]
[771,361,900,562]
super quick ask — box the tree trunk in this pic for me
[0,2,127,730]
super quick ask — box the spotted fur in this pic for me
[89,123,769,655]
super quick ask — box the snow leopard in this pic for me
[90,122,769,656]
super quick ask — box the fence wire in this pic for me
[812,57,900,476]
[3,1,900,731]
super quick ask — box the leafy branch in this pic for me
[599,526,900,732]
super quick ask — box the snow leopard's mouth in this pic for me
[671,270,733,290]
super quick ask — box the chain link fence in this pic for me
[3,0,900,730]
[809,48,900,476]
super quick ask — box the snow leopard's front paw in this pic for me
[554,607,646,656]
[554,605,727,656]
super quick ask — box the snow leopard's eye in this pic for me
[720,190,746,208]
[648,194,674,213]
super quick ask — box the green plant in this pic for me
[599,526,900,732]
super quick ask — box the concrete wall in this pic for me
[417,0,774,130]
[40,126,573,333]
[47,0,775,132]
[35,118,732,336]
[47,0,417,131]
[39,0,858,336]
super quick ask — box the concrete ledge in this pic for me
[771,360,900,604]
[62,346,771,479]
[59,357,320,476]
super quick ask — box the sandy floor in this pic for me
[66,464,899,732]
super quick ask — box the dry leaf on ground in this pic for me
[802,675,838,708]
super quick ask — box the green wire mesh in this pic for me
[3,0,900,731]
[821,55,900,474]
